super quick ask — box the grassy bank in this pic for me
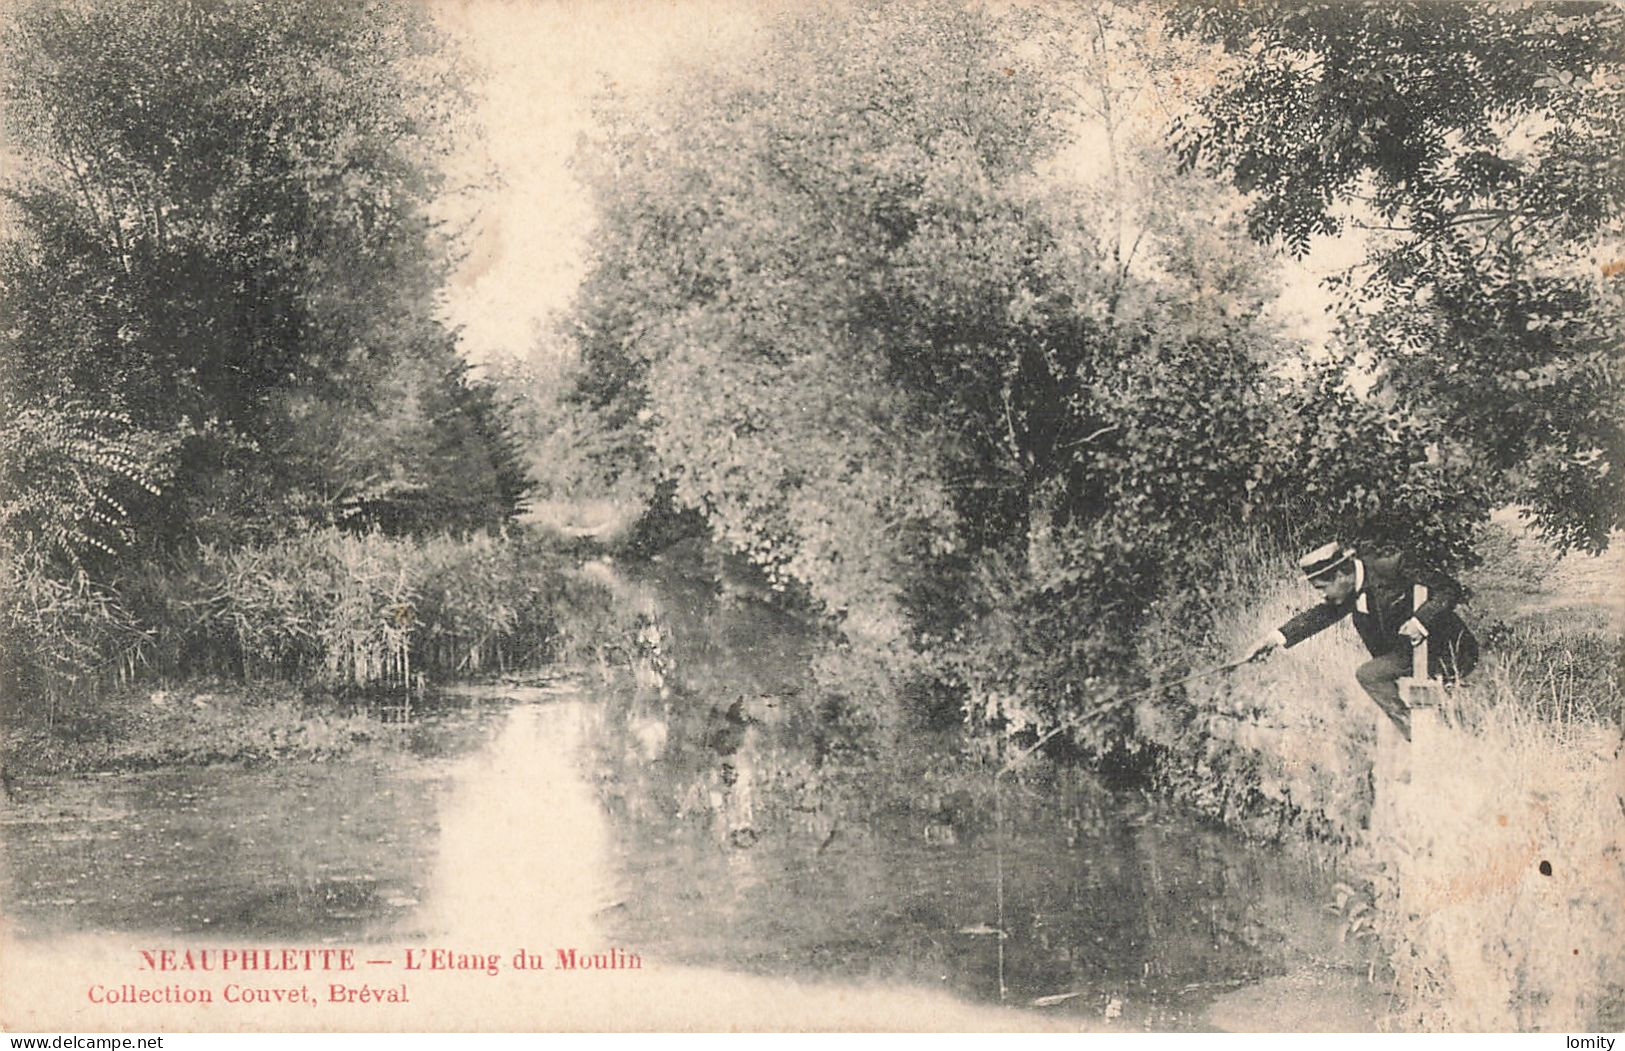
[1,528,616,774]
[1,680,393,776]
[1132,513,1624,1029]
[1372,686,1623,1030]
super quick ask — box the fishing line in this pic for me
[985,657,1245,1006]
[995,768,1007,1003]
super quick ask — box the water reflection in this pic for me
[584,564,1370,1028]
[593,758,1348,1027]
[418,699,609,945]
[0,700,509,939]
[0,556,1379,1030]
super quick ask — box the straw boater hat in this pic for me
[1298,541,1354,581]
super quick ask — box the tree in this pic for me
[568,0,1315,737]
[0,0,527,550]
[1170,1,1625,553]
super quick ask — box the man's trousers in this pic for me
[1353,636,1480,741]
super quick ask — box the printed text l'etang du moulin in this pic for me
[85,947,644,1006]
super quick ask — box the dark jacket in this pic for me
[1279,555,1478,666]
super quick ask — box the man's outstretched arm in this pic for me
[1246,601,1347,661]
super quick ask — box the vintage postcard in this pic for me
[1,0,1620,1035]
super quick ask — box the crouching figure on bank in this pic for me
[1245,542,1479,741]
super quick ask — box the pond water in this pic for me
[0,560,1385,1030]
[0,698,513,939]
[582,560,1383,1029]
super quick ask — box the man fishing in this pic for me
[1244,541,1479,740]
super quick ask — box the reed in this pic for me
[186,529,607,688]
[2,528,612,709]
[1,560,151,722]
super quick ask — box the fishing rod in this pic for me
[995,657,1249,780]
[987,654,1248,1004]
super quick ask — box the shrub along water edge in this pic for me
[2,528,615,718]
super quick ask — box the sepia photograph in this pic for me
[0,0,1620,1035]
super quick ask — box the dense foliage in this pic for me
[0,0,533,703]
[1170,1,1625,554]
[0,0,529,562]
[563,0,1492,743]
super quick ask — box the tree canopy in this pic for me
[1171,0,1625,553]
[564,0,1381,732]
[0,0,528,564]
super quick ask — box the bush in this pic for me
[0,394,175,718]
[0,395,175,571]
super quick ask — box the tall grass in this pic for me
[0,561,151,720]
[1371,677,1623,1031]
[3,529,613,714]
[1134,519,1624,1029]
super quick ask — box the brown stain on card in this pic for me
[1418,837,1541,910]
